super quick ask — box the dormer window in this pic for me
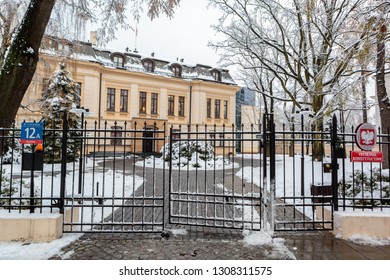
[142,59,155,72]
[111,53,125,68]
[171,64,182,77]
[211,69,221,82]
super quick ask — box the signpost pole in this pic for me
[29,145,35,213]
[20,121,44,213]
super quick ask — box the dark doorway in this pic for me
[142,130,154,153]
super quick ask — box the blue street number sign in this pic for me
[20,122,43,144]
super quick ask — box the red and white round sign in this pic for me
[355,123,377,151]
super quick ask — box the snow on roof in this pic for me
[40,37,237,85]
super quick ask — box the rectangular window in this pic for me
[215,99,221,119]
[224,100,228,119]
[120,89,128,112]
[207,98,211,118]
[151,93,158,115]
[168,95,175,116]
[111,126,123,146]
[107,88,115,111]
[178,96,185,117]
[113,56,124,68]
[139,92,147,114]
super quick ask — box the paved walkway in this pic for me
[54,157,390,260]
[49,228,390,260]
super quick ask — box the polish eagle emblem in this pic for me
[360,130,374,145]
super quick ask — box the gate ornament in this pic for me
[355,123,377,151]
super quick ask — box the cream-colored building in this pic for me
[16,36,240,153]
[240,105,262,153]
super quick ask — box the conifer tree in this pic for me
[41,63,81,163]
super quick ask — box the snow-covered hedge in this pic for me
[161,141,214,162]
[0,169,39,208]
[157,141,235,169]
[340,168,390,207]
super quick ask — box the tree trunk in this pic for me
[376,34,390,169]
[361,64,368,123]
[0,0,56,129]
[312,91,325,161]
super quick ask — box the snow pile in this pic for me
[243,230,296,260]
[348,235,390,246]
[243,230,273,246]
[169,228,188,236]
[0,233,82,260]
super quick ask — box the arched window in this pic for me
[111,53,125,68]
[171,64,182,77]
[211,69,221,81]
[142,59,155,72]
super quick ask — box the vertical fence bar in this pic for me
[59,110,68,214]
[269,113,276,232]
[301,114,305,197]
[331,114,339,211]
[78,112,84,194]
[168,125,173,225]
[262,114,268,230]
[162,122,166,232]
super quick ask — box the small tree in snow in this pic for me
[40,63,81,163]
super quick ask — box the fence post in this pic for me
[59,110,68,214]
[269,113,276,232]
[168,125,173,225]
[331,114,339,211]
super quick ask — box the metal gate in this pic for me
[167,125,264,231]
[264,114,334,231]
[62,119,167,233]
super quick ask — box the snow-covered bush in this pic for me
[161,141,214,162]
[339,168,390,207]
[161,141,216,168]
[1,137,32,164]
[0,169,39,209]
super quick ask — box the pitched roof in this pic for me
[40,37,237,85]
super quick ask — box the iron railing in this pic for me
[1,113,390,233]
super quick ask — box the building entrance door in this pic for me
[142,130,154,153]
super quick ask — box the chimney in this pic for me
[151,52,155,57]
[180,58,184,63]
[90,31,97,45]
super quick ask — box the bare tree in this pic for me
[210,0,373,160]
[0,0,180,131]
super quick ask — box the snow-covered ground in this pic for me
[0,233,82,260]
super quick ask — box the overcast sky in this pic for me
[104,0,224,68]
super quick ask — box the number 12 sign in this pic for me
[20,122,43,144]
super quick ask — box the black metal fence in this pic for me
[267,114,390,231]
[1,113,390,233]
[0,116,167,233]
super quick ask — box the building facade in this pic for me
[16,37,240,153]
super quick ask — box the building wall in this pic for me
[240,105,262,153]
[16,54,239,154]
